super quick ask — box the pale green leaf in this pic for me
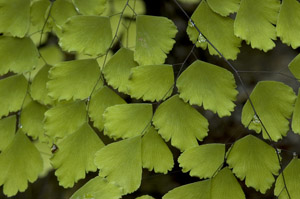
[51,0,78,28]
[0,75,28,118]
[234,0,280,51]
[136,196,155,199]
[47,59,101,101]
[292,89,300,134]
[121,20,136,49]
[70,176,123,199]
[0,116,16,151]
[277,0,300,49]
[289,53,300,80]
[274,158,300,199]
[0,131,43,197]
[152,95,208,151]
[59,15,112,56]
[187,1,241,60]
[0,0,30,37]
[178,144,225,179]
[111,0,145,17]
[52,123,104,188]
[94,136,142,194]
[72,0,107,15]
[103,103,152,139]
[141,126,174,174]
[44,100,86,139]
[0,36,39,75]
[30,0,51,31]
[241,81,296,141]
[128,64,174,102]
[34,141,52,178]
[89,86,126,131]
[227,135,280,193]
[103,48,138,94]
[177,60,238,117]
[207,0,240,16]
[135,15,177,65]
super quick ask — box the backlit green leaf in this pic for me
[187,1,241,60]
[178,144,225,179]
[51,0,77,28]
[289,53,300,80]
[0,116,16,151]
[103,48,138,94]
[152,95,208,151]
[72,0,107,15]
[177,60,238,117]
[30,0,51,31]
[241,81,296,141]
[121,20,136,50]
[135,15,177,65]
[142,126,174,174]
[44,100,86,139]
[52,123,104,188]
[47,59,101,101]
[292,89,300,134]
[103,104,152,139]
[89,86,126,132]
[227,135,280,193]
[59,16,112,56]
[94,136,142,194]
[0,36,39,75]
[0,0,30,37]
[128,64,174,102]
[70,176,123,199]
[110,0,146,17]
[0,131,43,197]
[234,0,280,51]
[0,75,28,118]
[34,141,52,177]
[207,0,240,16]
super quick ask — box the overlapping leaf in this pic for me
[34,141,52,177]
[103,104,152,139]
[30,0,51,31]
[134,15,177,65]
[128,64,174,102]
[187,1,241,60]
[177,60,238,117]
[141,126,174,174]
[103,48,138,94]
[207,0,240,16]
[241,81,296,141]
[0,116,16,151]
[0,36,39,75]
[234,0,280,51]
[89,86,126,131]
[178,144,225,179]
[51,0,78,29]
[227,135,280,193]
[289,53,300,80]
[47,59,101,101]
[59,16,112,56]
[292,89,300,134]
[106,0,146,17]
[94,136,142,194]
[152,95,208,151]
[72,0,107,15]
[0,131,43,197]
[121,20,136,50]
[52,123,104,188]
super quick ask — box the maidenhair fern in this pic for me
[0,0,300,198]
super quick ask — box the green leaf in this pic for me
[0,131,43,197]
[152,95,208,151]
[141,126,174,174]
[34,141,52,177]
[128,64,174,102]
[70,176,123,199]
[59,16,112,56]
[51,0,78,28]
[289,53,300,80]
[0,0,30,37]
[89,86,126,131]
[30,0,51,31]
[103,48,138,94]
[274,158,300,199]
[109,0,145,17]
[94,136,142,194]
[292,89,300,134]
[0,116,16,151]
[187,1,241,60]
[178,144,225,179]
[177,60,238,117]
[44,100,86,139]
[0,75,28,118]
[234,0,280,51]
[52,123,104,188]
[277,0,300,49]
[136,196,155,199]
[0,36,39,75]
[207,0,240,16]
[103,104,152,139]
[241,81,296,141]
[72,0,107,15]
[121,20,136,50]
[47,59,101,101]
[134,15,177,65]
[226,135,280,193]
